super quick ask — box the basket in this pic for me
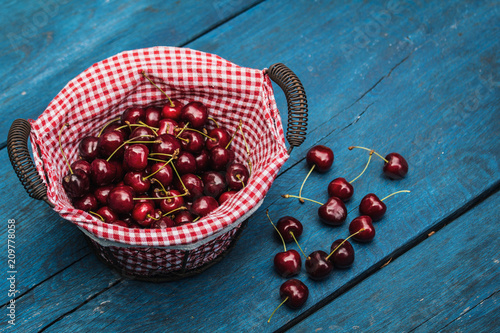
[7,47,308,282]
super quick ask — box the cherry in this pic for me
[94,185,114,205]
[267,211,302,278]
[201,171,226,199]
[62,169,90,199]
[130,126,156,144]
[157,118,178,136]
[383,152,409,180]
[144,106,161,127]
[328,239,355,269]
[148,162,173,187]
[131,202,156,227]
[282,194,347,226]
[194,150,210,173]
[162,99,183,120]
[152,134,181,156]
[191,196,219,217]
[124,144,149,171]
[276,216,303,243]
[78,136,99,161]
[218,190,237,205]
[268,279,309,323]
[71,160,91,175]
[96,206,118,223]
[226,163,249,190]
[305,250,333,280]
[179,131,205,154]
[327,178,354,202]
[349,146,408,180]
[359,193,386,221]
[349,216,375,242]
[274,250,302,278]
[298,145,334,202]
[73,193,98,211]
[107,185,135,214]
[121,107,145,125]
[159,190,185,213]
[180,101,208,129]
[151,216,175,229]
[209,146,231,171]
[100,120,128,138]
[174,210,194,225]
[111,220,129,228]
[176,173,204,201]
[98,130,125,159]
[205,128,231,151]
[174,151,197,174]
[110,160,125,181]
[124,171,151,193]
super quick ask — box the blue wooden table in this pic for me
[1,1,499,332]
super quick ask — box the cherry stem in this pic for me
[349,150,373,184]
[141,71,174,107]
[290,232,307,258]
[281,194,323,206]
[106,135,156,162]
[138,121,159,135]
[115,122,159,132]
[175,122,189,138]
[225,120,243,149]
[207,117,219,128]
[268,297,289,323]
[149,153,174,157]
[349,146,388,163]
[58,123,73,174]
[89,211,104,222]
[381,190,411,202]
[163,206,187,217]
[171,162,188,193]
[236,174,246,188]
[298,164,315,203]
[266,210,286,252]
[150,178,168,194]
[193,216,200,222]
[180,127,216,141]
[147,214,159,221]
[98,117,120,137]
[148,157,174,163]
[325,228,365,260]
[239,122,250,155]
[143,151,178,180]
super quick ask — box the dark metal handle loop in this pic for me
[7,119,52,206]
[267,63,308,154]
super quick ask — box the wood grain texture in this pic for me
[0,0,261,146]
[0,0,498,332]
[291,191,500,333]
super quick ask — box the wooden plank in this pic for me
[2,0,496,332]
[0,2,499,331]
[291,191,500,333]
[0,0,262,146]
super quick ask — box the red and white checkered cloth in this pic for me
[29,46,289,247]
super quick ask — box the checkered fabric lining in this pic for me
[29,46,289,247]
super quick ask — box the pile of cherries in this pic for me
[61,72,250,229]
[267,144,409,322]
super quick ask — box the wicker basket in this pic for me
[7,47,308,282]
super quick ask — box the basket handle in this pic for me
[7,119,53,207]
[266,63,308,155]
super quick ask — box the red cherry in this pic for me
[94,185,114,205]
[179,131,205,154]
[130,126,156,145]
[78,136,98,161]
[148,162,173,187]
[205,128,231,150]
[175,174,204,201]
[328,239,355,268]
[121,107,145,125]
[97,130,125,159]
[201,171,227,199]
[174,210,194,225]
[144,106,161,127]
[225,163,249,190]
[62,169,90,198]
[305,250,333,280]
[279,279,309,308]
[124,171,151,194]
[359,193,386,221]
[157,118,178,136]
[306,145,334,172]
[159,190,185,213]
[383,152,409,180]
[124,144,149,171]
[161,99,183,120]
[180,101,208,129]
[131,202,156,227]
[73,193,98,211]
[152,134,181,156]
[151,216,175,229]
[107,185,135,214]
[276,216,303,242]
[274,250,301,278]
[191,196,219,217]
[209,146,231,171]
[318,197,347,226]
[218,191,237,205]
[71,160,91,175]
[174,151,197,175]
[96,206,118,223]
[194,150,210,173]
[327,177,354,202]
[349,216,376,242]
